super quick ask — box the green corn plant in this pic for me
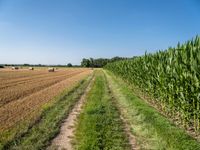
[105,35,200,133]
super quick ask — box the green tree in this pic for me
[67,63,73,67]
[81,58,91,67]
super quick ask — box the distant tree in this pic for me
[81,58,91,67]
[23,64,30,66]
[90,58,94,68]
[93,58,109,67]
[81,57,130,68]
[67,63,73,67]
[110,56,124,62]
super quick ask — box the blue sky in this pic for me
[0,0,200,65]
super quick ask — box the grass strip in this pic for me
[105,70,200,150]
[3,75,92,150]
[74,70,130,150]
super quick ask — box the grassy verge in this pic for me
[3,75,92,150]
[105,70,200,150]
[74,70,130,150]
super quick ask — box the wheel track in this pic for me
[48,75,94,150]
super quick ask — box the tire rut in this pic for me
[105,71,140,150]
[48,77,94,150]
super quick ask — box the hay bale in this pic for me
[29,67,34,70]
[48,68,55,72]
[12,67,19,70]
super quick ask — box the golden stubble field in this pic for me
[0,68,92,132]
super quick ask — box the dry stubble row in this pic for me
[0,69,87,106]
[0,69,92,131]
[0,68,84,88]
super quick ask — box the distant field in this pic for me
[0,68,92,147]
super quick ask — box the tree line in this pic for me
[0,56,131,68]
[81,57,129,68]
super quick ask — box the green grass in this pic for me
[105,70,200,150]
[3,75,92,150]
[74,70,130,150]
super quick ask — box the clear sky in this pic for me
[0,0,200,65]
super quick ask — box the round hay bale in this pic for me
[48,68,55,72]
[29,67,34,70]
[12,67,19,70]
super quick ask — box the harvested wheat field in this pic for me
[0,68,93,148]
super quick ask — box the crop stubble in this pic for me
[0,68,92,131]
[0,69,88,106]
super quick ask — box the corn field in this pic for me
[105,36,200,132]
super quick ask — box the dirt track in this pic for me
[48,76,94,150]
